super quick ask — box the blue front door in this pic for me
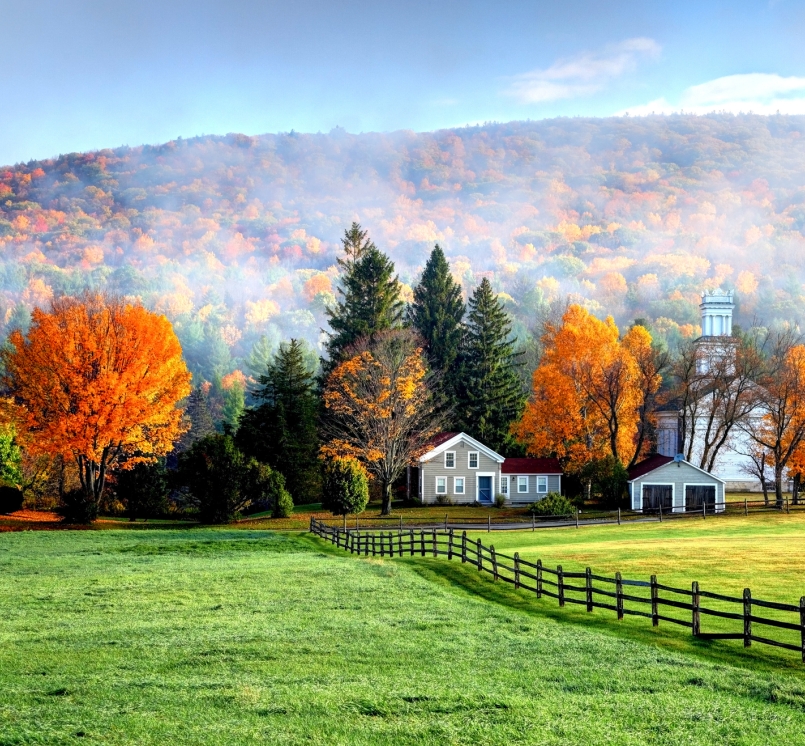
[478,476,492,503]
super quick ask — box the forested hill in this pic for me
[2,114,805,382]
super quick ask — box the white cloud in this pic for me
[506,38,661,104]
[620,73,805,116]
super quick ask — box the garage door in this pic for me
[642,485,672,510]
[685,485,715,511]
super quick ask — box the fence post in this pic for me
[448,529,454,560]
[703,502,706,520]
[692,581,701,637]
[391,531,396,558]
[536,559,543,598]
[343,514,346,531]
[585,567,593,612]
[659,504,663,522]
[420,530,425,557]
[616,571,623,620]
[558,565,565,607]
[491,546,498,581]
[651,575,658,626]
[409,529,414,556]
[786,496,790,514]
[576,508,579,528]
[514,552,520,589]
[800,597,805,663]
[745,498,748,516]
[461,531,467,563]
[372,533,377,557]
[432,529,438,558]
[617,507,621,526]
[743,588,752,648]
[532,513,535,532]
[310,516,314,532]
[477,539,483,572]
[488,515,491,533]
[445,513,448,530]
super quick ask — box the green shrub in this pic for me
[494,493,507,508]
[59,489,98,524]
[435,493,454,506]
[272,486,294,518]
[179,434,249,523]
[0,483,23,514]
[115,460,168,521]
[529,492,574,517]
[322,458,369,516]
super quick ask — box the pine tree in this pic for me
[409,244,465,377]
[237,339,321,503]
[456,278,524,453]
[178,386,216,452]
[324,223,403,368]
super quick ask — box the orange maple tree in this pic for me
[2,294,191,509]
[514,305,659,480]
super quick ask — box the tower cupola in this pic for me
[700,289,734,338]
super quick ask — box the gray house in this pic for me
[418,432,562,506]
[628,454,725,513]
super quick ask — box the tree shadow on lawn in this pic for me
[396,554,805,678]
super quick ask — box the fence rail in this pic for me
[317,497,804,533]
[310,517,805,662]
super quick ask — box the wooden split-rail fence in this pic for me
[310,517,805,662]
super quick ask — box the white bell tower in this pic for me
[700,289,734,338]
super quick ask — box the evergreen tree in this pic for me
[324,223,403,368]
[456,278,524,453]
[237,339,321,503]
[409,244,465,379]
[178,386,216,452]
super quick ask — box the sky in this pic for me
[1,0,804,165]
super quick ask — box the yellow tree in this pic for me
[2,294,191,513]
[514,305,657,494]
[321,328,443,515]
[740,336,805,507]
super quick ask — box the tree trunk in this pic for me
[381,481,393,516]
[793,474,801,506]
[775,465,784,509]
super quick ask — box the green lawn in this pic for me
[2,529,805,744]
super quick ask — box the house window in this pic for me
[435,477,447,495]
[500,476,509,495]
[468,451,479,469]
[537,476,548,493]
[517,476,528,493]
[454,477,465,495]
[444,451,455,468]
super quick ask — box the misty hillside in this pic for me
[2,114,805,382]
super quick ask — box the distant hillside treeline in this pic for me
[2,114,805,382]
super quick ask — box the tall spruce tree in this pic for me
[324,223,403,368]
[178,386,216,452]
[456,278,524,453]
[409,244,465,377]
[236,339,321,503]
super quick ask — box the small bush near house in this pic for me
[0,483,23,514]
[435,493,454,506]
[529,492,574,517]
[322,457,369,515]
[494,493,506,508]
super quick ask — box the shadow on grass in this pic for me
[384,550,805,677]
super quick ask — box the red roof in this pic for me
[502,457,562,475]
[627,455,674,480]
[424,432,459,450]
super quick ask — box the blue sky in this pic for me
[1,0,804,165]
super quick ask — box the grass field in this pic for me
[2,527,805,744]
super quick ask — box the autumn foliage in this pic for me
[515,305,661,477]
[2,294,191,510]
[321,329,442,515]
